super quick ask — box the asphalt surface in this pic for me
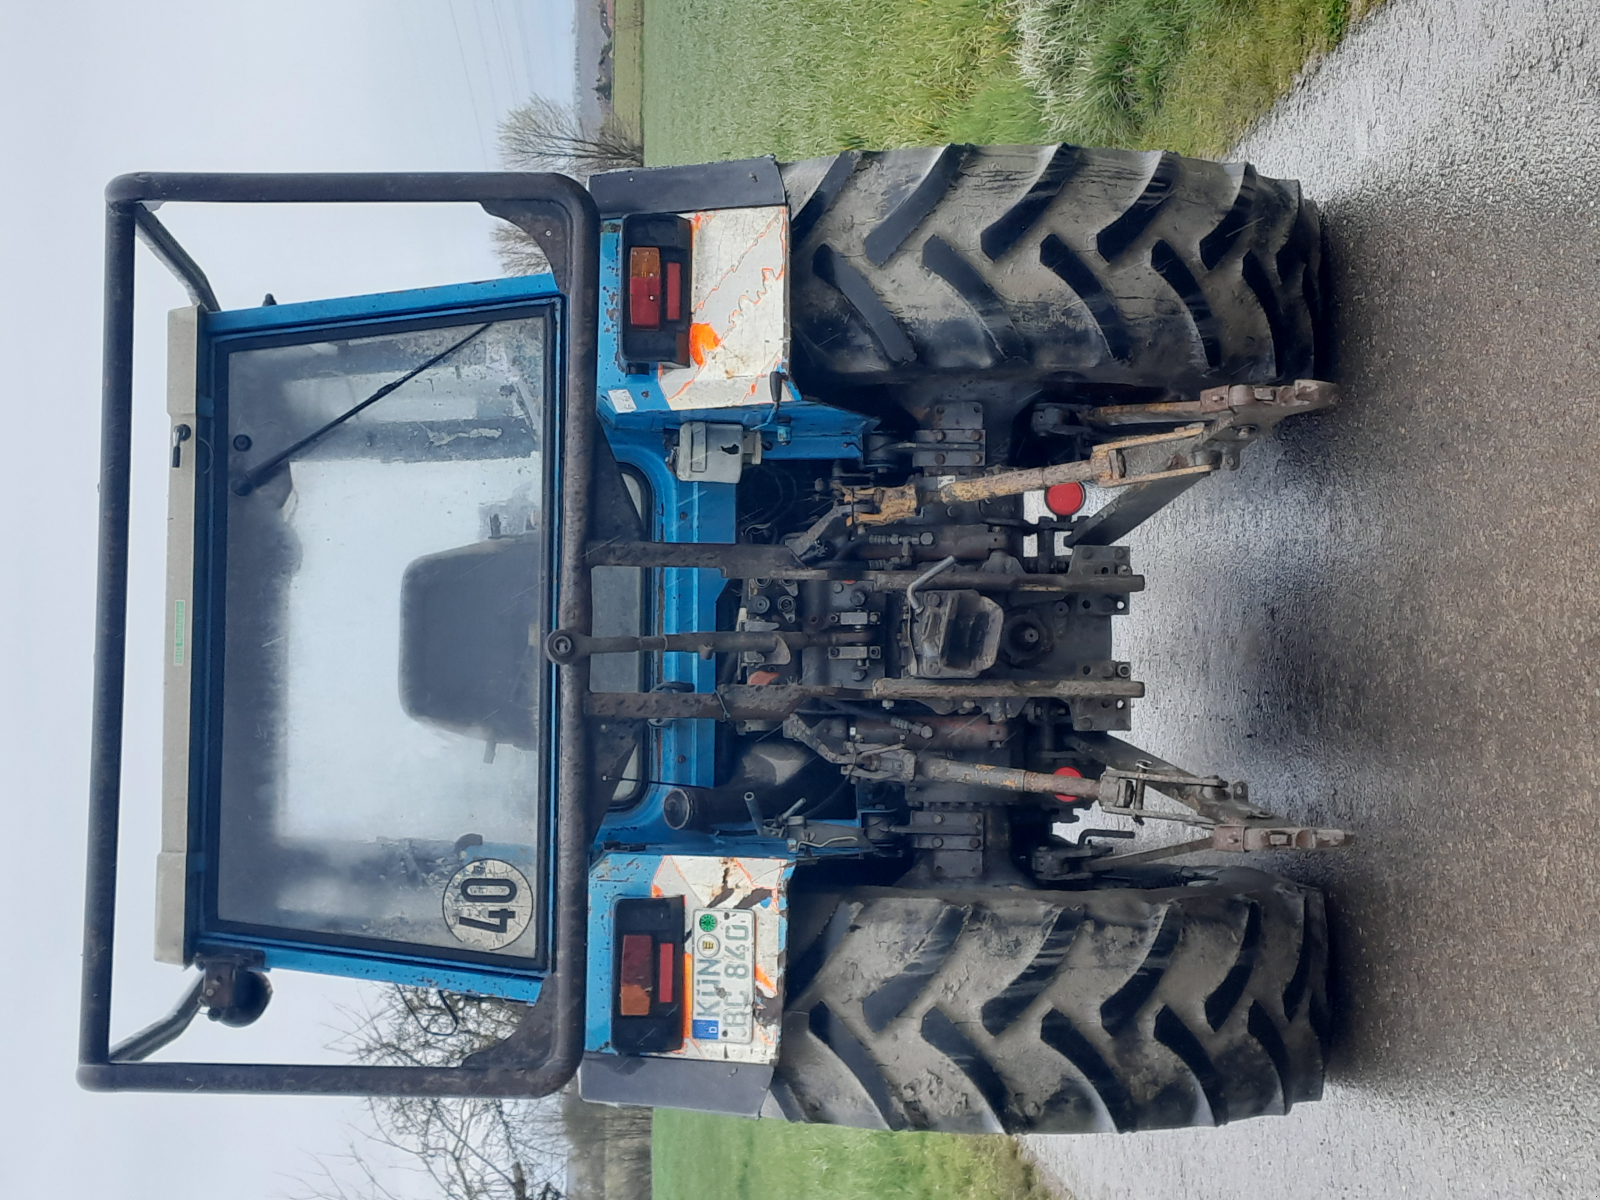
[1024,0,1600,1196]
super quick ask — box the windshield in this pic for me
[209,310,554,965]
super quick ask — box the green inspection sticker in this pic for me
[699,912,718,932]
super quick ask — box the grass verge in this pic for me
[652,1109,1063,1200]
[642,0,1378,163]
[1013,0,1362,155]
[642,0,1049,165]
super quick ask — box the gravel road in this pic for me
[1025,1,1600,1196]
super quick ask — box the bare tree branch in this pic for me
[295,988,569,1200]
[498,95,642,181]
[490,96,643,277]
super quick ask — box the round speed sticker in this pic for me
[442,859,534,951]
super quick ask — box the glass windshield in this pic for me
[212,311,553,964]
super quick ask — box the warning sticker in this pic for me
[442,859,534,951]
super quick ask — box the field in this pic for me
[652,1109,1062,1200]
[633,0,1374,164]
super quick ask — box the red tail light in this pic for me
[658,942,676,1004]
[611,896,686,1054]
[621,214,693,367]
[665,260,682,322]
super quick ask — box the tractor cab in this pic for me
[83,174,607,1095]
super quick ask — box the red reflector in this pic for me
[629,247,662,329]
[1045,482,1086,517]
[619,933,653,1016]
[665,260,683,322]
[1052,765,1084,803]
[658,943,676,1004]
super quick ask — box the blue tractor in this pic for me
[82,149,1347,1133]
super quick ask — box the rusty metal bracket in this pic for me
[1064,733,1274,823]
[1081,379,1340,432]
[1085,823,1352,872]
[840,424,1221,527]
[546,626,869,664]
[584,540,1144,594]
[1212,824,1352,852]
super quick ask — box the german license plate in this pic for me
[690,908,755,1043]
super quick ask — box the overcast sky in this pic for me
[0,2,574,1196]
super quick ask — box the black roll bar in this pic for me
[80,172,599,1097]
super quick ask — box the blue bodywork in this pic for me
[184,227,869,1010]
[589,217,866,852]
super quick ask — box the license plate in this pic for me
[690,908,755,1043]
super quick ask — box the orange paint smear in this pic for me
[755,964,776,995]
[689,321,721,367]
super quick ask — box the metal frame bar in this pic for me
[80,172,599,1097]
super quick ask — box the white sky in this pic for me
[0,2,574,1196]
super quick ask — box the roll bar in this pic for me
[80,172,599,1097]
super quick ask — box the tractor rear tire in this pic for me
[769,867,1329,1134]
[781,145,1327,394]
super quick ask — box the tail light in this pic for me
[621,214,692,368]
[611,896,685,1054]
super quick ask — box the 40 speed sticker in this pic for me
[690,908,755,1043]
[443,859,533,951]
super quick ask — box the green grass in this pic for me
[653,1109,1063,1200]
[1013,0,1356,156]
[642,0,1049,165]
[642,0,1376,164]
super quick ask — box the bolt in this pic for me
[931,837,944,848]
[933,814,944,824]
[232,434,252,452]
